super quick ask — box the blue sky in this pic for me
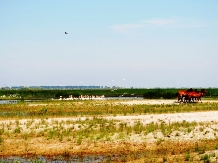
[1,1,218,88]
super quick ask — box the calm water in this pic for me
[105,97,143,100]
[0,100,18,104]
[0,155,109,163]
[0,97,143,104]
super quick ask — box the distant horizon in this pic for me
[1,85,214,89]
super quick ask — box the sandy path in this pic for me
[117,99,178,105]
[1,110,217,126]
[117,99,218,105]
[106,111,218,124]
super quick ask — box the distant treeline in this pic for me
[0,88,218,99]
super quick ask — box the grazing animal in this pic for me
[186,89,206,103]
[176,88,194,103]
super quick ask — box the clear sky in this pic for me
[1,1,218,88]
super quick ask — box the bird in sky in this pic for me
[65,32,68,34]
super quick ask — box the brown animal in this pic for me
[185,89,206,103]
[176,88,194,103]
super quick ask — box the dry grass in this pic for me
[0,136,218,162]
[0,99,218,162]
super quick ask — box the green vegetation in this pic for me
[0,100,218,119]
[1,87,218,100]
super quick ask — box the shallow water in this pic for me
[0,100,18,104]
[0,155,105,163]
[105,97,143,100]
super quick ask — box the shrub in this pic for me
[14,127,21,134]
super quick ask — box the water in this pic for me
[0,100,18,104]
[0,155,106,163]
[0,100,45,104]
[0,98,143,104]
[105,97,143,100]
[0,153,144,162]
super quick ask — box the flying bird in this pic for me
[65,32,68,34]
